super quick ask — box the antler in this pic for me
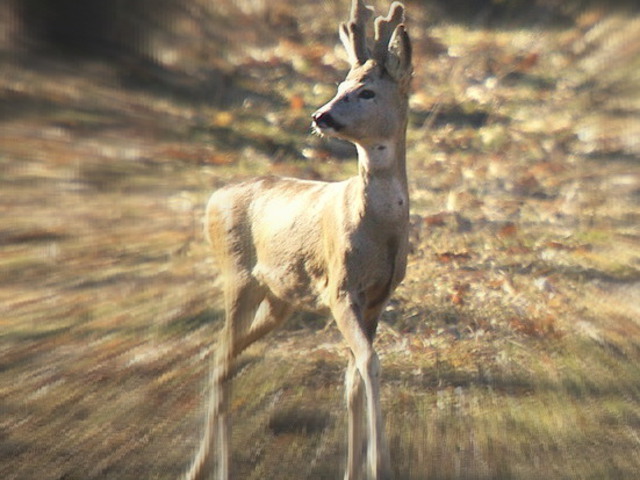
[372,2,405,64]
[339,0,374,65]
[339,0,407,67]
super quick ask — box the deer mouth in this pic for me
[312,112,345,134]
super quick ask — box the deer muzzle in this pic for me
[312,111,345,134]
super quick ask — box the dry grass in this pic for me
[1,1,639,479]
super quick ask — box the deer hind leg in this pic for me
[187,276,263,480]
[233,293,293,355]
[218,275,268,480]
[190,276,292,480]
[332,297,392,480]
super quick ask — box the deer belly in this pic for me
[252,258,329,313]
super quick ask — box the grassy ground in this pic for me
[1,1,639,479]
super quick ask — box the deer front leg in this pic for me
[359,350,391,480]
[332,296,392,480]
[345,352,366,480]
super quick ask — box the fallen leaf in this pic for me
[205,153,236,165]
[450,282,471,306]
[451,293,465,305]
[424,212,447,227]
[515,52,539,72]
[435,251,472,263]
[497,222,518,238]
[290,94,305,111]
[212,111,234,127]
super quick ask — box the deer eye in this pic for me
[358,89,375,100]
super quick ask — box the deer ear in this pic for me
[385,24,412,84]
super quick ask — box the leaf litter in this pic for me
[1,1,639,479]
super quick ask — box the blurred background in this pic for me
[1,1,639,479]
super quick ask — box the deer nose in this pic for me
[312,111,344,131]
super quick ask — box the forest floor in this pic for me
[1,1,639,479]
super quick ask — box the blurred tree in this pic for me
[424,0,639,26]
[15,0,179,58]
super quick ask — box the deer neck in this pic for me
[355,118,408,190]
[353,126,409,224]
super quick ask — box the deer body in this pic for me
[208,152,408,315]
[187,2,412,479]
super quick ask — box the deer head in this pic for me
[313,0,412,148]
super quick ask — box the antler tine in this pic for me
[372,2,405,64]
[339,0,374,66]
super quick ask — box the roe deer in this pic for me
[185,1,412,479]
